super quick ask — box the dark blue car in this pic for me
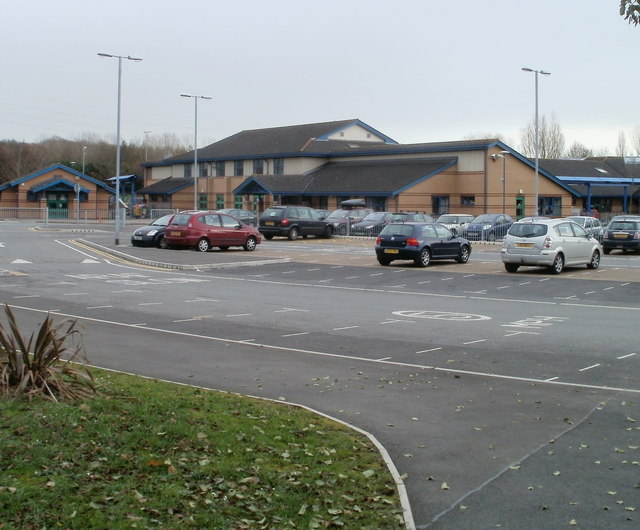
[375,222,471,267]
[464,214,513,241]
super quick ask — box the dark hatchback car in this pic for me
[164,211,261,252]
[464,213,513,241]
[324,207,374,235]
[375,222,472,267]
[259,205,332,240]
[350,212,396,237]
[130,214,174,248]
[602,218,640,254]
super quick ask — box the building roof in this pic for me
[138,177,193,195]
[0,163,113,192]
[234,157,457,197]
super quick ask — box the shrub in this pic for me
[0,304,95,401]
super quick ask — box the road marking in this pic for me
[139,302,163,306]
[377,356,392,361]
[226,313,252,318]
[579,364,601,372]
[418,280,431,284]
[617,353,637,360]
[393,310,491,321]
[584,291,596,295]
[11,259,31,264]
[274,307,309,313]
[545,376,559,381]
[9,304,640,395]
[380,319,414,324]
[463,339,486,345]
[185,298,219,303]
[12,294,39,298]
[417,347,442,353]
[345,276,359,279]
[333,325,360,331]
[519,281,531,285]
[63,292,88,296]
[87,305,113,309]
[603,286,614,291]
[282,332,310,337]
[497,285,509,289]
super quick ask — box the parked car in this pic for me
[375,222,471,267]
[315,209,331,220]
[259,205,332,240]
[392,212,434,223]
[436,214,475,236]
[566,216,603,242]
[602,217,640,254]
[464,214,513,241]
[501,218,602,274]
[130,214,174,248]
[218,208,257,227]
[324,207,373,235]
[350,212,396,236]
[164,211,261,252]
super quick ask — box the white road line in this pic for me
[377,357,392,361]
[418,280,431,284]
[463,339,487,345]
[282,332,310,337]
[579,364,601,372]
[185,298,219,303]
[173,318,200,322]
[345,276,359,280]
[226,313,252,317]
[274,307,309,313]
[87,305,113,309]
[380,319,414,325]
[307,268,320,271]
[545,376,559,382]
[504,330,541,336]
[519,281,531,285]
[12,294,39,298]
[370,272,384,276]
[463,274,475,278]
[416,347,442,353]
[603,286,614,291]
[333,325,359,331]
[617,352,637,360]
[63,293,89,296]
[9,304,640,395]
[390,284,406,288]
[584,291,596,295]
[497,286,510,289]
[441,277,453,281]
[139,302,163,306]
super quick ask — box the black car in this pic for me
[350,212,396,237]
[375,222,471,267]
[602,217,640,254]
[259,205,332,240]
[323,207,373,235]
[218,208,257,227]
[130,214,174,248]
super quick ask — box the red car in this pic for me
[164,211,262,252]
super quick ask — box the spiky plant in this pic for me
[0,304,95,401]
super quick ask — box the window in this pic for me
[198,194,208,210]
[199,163,207,177]
[253,159,264,175]
[220,214,240,227]
[216,194,224,209]
[234,160,244,176]
[215,161,225,176]
[432,196,450,215]
[184,165,192,178]
[461,196,475,206]
[540,197,561,216]
[234,195,243,208]
[273,158,284,175]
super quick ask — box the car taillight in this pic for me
[635,232,640,240]
[281,218,289,226]
[543,236,553,248]
[407,238,419,246]
[604,230,609,238]
[376,236,382,244]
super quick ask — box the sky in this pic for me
[2,0,638,155]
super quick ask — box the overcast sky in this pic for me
[2,0,638,155]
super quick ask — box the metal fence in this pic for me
[0,207,178,226]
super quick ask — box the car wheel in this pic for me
[504,263,519,273]
[377,257,391,266]
[264,234,274,240]
[158,236,169,249]
[550,253,564,274]
[288,227,299,240]
[197,238,211,252]
[323,226,333,239]
[415,247,431,267]
[456,245,470,263]
[586,249,600,269]
[603,247,610,254]
[218,246,230,251]
[243,236,257,251]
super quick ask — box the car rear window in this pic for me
[610,221,640,230]
[508,223,548,238]
[380,224,414,237]
[261,208,284,218]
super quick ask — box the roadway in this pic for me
[1,222,639,529]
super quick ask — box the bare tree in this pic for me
[566,141,593,159]
[620,0,640,25]
[630,126,640,155]
[520,114,565,159]
[616,131,627,156]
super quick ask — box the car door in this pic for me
[421,224,444,256]
[219,213,245,245]
[433,224,459,257]
[567,222,592,262]
[555,222,579,262]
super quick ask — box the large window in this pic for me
[234,195,243,208]
[184,165,192,178]
[198,194,208,210]
[540,197,561,216]
[432,196,450,215]
[215,161,225,176]
[234,160,244,176]
[273,158,284,175]
[216,194,224,209]
[199,163,207,177]
[253,160,264,175]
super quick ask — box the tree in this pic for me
[566,141,593,158]
[616,131,627,157]
[620,1,640,25]
[520,114,565,159]
[631,126,640,156]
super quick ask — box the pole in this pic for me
[194,96,198,210]
[502,154,506,214]
[533,71,539,217]
[115,56,122,245]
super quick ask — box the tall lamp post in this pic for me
[522,67,550,216]
[493,150,510,214]
[181,94,212,210]
[98,52,143,245]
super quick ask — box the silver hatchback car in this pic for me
[501,218,602,274]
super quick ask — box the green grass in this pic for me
[0,369,405,529]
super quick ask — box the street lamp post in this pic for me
[82,146,87,174]
[495,150,510,214]
[181,94,212,210]
[98,52,143,245]
[522,67,550,216]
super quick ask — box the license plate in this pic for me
[515,242,534,248]
[264,221,274,226]
[133,235,142,240]
[613,233,627,239]
[170,231,181,236]
[384,249,399,254]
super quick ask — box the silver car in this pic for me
[501,218,602,274]
[566,215,604,243]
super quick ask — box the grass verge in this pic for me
[0,369,405,529]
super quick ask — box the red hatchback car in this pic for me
[164,211,262,252]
